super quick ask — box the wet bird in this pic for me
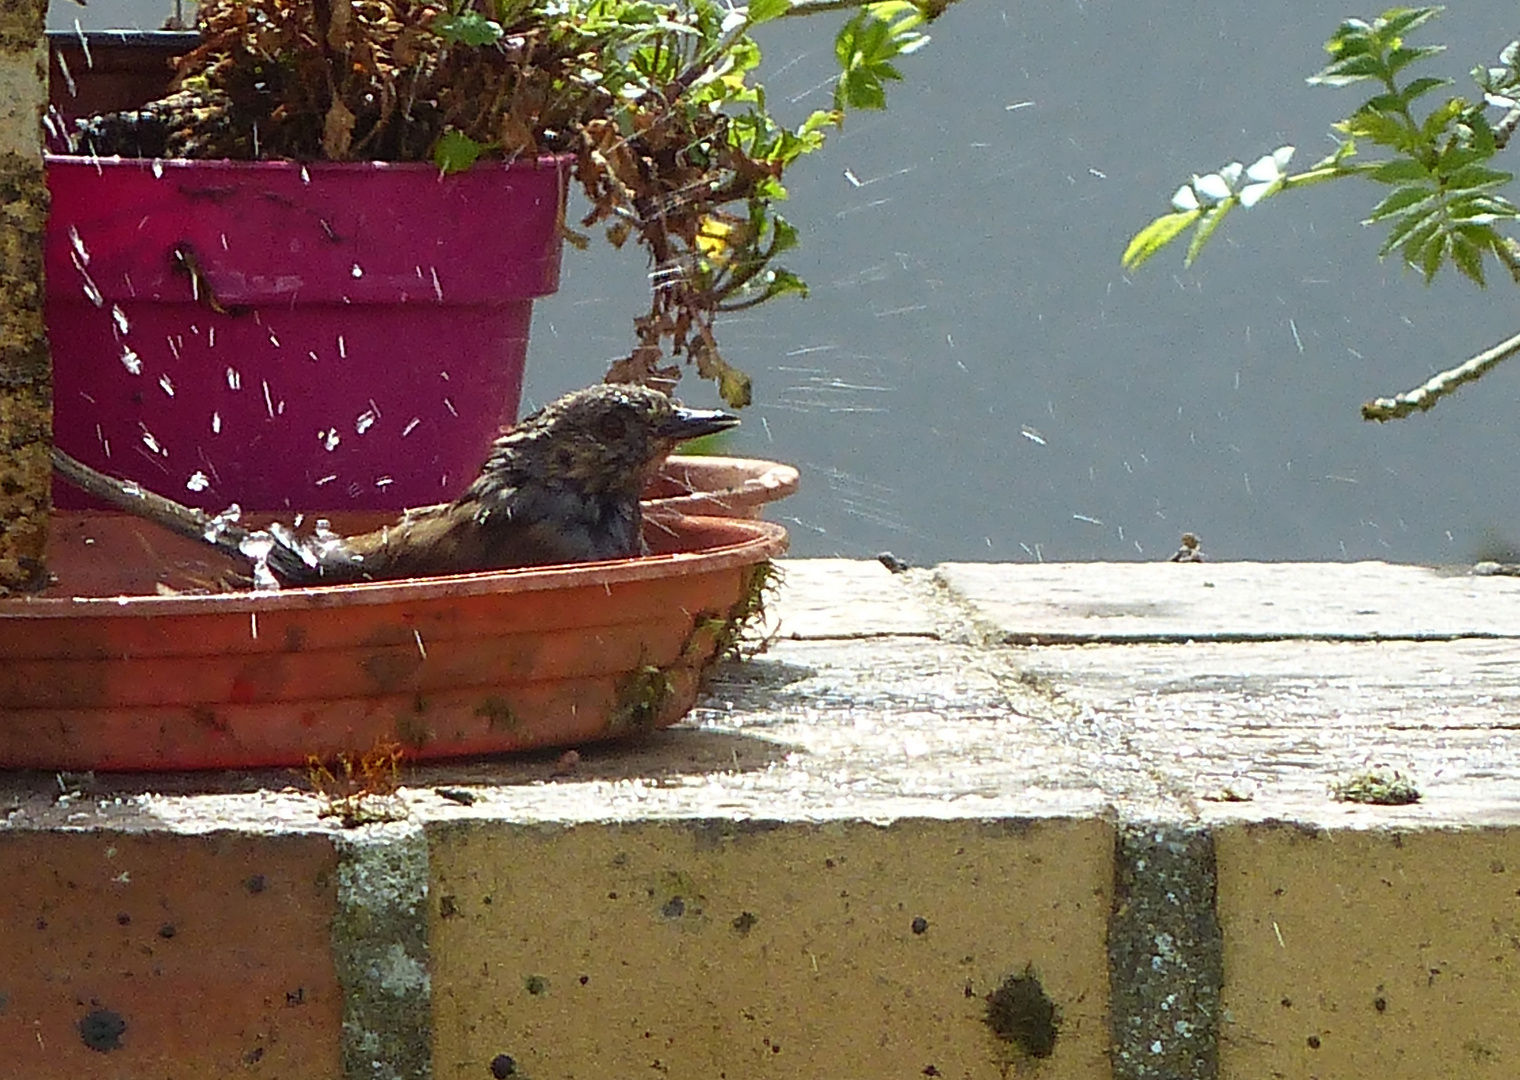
[53,383,739,587]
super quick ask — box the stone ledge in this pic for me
[2,558,1517,1079]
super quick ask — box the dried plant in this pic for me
[77,0,955,406]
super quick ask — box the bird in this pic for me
[52,383,739,587]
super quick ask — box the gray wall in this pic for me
[52,0,1520,563]
[528,1,1520,565]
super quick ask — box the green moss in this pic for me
[474,696,520,731]
[609,664,674,733]
[1332,769,1420,805]
[395,696,433,749]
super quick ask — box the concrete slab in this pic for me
[760,558,942,639]
[935,561,1520,642]
[1013,638,1520,823]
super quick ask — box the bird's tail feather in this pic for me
[51,446,253,561]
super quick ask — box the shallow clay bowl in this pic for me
[644,456,799,519]
[0,511,787,771]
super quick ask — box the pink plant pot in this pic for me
[45,154,569,512]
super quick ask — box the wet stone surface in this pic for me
[2,558,1519,829]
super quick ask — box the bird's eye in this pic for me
[596,411,628,443]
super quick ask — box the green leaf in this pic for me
[799,109,841,137]
[1385,43,1445,77]
[1369,158,1432,183]
[836,69,887,110]
[769,216,799,255]
[1338,108,1415,149]
[432,130,484,173]
[1378,206,1439,256]
[1365,183,1435,222]
[1468,110,1497,156]
[1121,210,1201,271]
[1399,75,1452,102]
[1449,229,1487,285]
[762,267,809,300]
[1443,164,1511,193]
[434,10,505,46]
[1379,6,1443,39]
[747,0,790,25]
[1420,97,1465,139]
[1184,201,1233,266]
[1324,18,1375,57]
[1309,52,1387,86]
[1388,215,1442,261]
[1416,227,1447,280]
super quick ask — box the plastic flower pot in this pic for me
[47,31,200,127]
[45,154,569,512]
[0,512,787,771]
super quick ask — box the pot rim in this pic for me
[43,152,577,174]
[4,514,787,619]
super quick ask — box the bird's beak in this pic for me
[659,406,741,442]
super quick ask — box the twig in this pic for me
[1494,103,1520,150]
[51,446,248,558]
[1361,327,1520,421]
[780,0,959,18]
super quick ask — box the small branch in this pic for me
[1494,103,1520,150]
[1361,327,1520,421]
[51,447,249,558]
[780,0,961,17]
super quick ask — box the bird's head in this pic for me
[487,383,740,495]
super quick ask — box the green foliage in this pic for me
[1124,7,1520,287]
[432,129,484,173]
[834,1,931,111]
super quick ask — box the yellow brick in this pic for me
[431,817,1113,1079]
[1217,824,1520,1079]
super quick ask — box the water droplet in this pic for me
[212,411,222,434]
[186,471,209,492]
[314,474,337,487]
[151,159,164,179]
[375,476,394,487]
[68,225,90,265]
[443,397,458,418]
[262,380,275,418]
[109,305,129,335]
[350,263,363,279]
[158,374,175,397]
[226,367,242,391]
[319,428,341,452]
[337,335,347,359]
[119,348,142,375]
[401,417,421,438]
[355,409,376,435]
[301,165,311,184]
[139,424,166,456]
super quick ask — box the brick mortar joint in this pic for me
[333,820,432,1080]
